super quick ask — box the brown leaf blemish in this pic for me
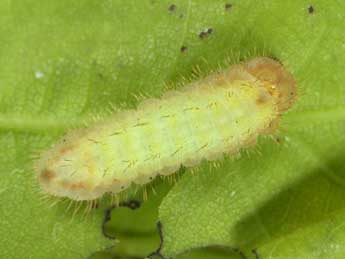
[199,28,214,39]
[308,5,314,14]
[180,45,188,53]
[168,4,176,12]
[225,3,232,11]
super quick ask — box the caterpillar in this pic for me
[36,57,297,201]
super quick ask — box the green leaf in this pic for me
[2,1,344,259]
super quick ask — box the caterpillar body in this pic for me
[36,57,297,201]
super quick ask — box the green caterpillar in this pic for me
[36,57,297,201]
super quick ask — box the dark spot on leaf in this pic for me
[180,45,188,53]
[225,3,232,11]
[199,31,208,39]
[168,4,176,12]
[199,28,214,39]
[308,5,314,14]
[179,14,184,19]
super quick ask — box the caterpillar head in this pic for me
[245,57,297,112]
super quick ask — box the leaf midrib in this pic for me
[0,114,86,133]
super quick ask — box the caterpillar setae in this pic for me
[36,57,297,201]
